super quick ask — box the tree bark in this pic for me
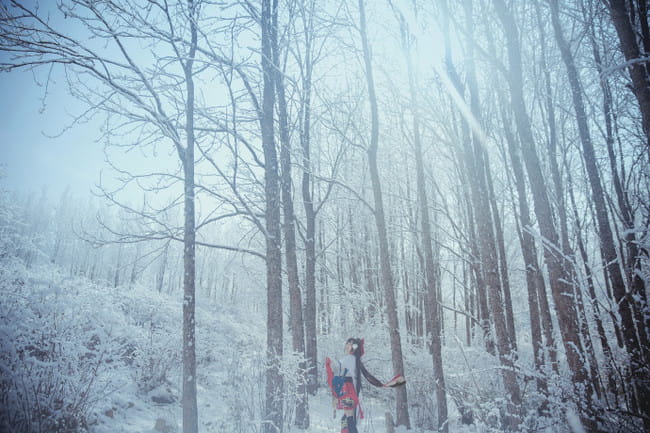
[550,0,649,424]
[500,106,550,407]
[484,151,517,351]
[182,2,198,432]
[358,0,410,427]
[399,15,448,432]
[493,0,598,430]
[606,0,650,149]
[299,3,318,393]
[273,6,309,427]
[262,1,284,432]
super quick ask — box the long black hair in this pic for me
[346,337,385,395]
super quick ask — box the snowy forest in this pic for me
[0,0,649,433]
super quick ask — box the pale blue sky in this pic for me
[0,65,105,197]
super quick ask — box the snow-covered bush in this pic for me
[194,303,265,433]
[0,262,115,433]
[116,292,181,395]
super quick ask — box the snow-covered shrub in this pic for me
[191,300,265,433]
[133,339,179,395]
[438,340,570,433]
[406,359,439,430]
[0,263,116,433]
[0,191,42,264]
[120,298,181,394]
[222,352,265,433]
[279,350,310,430]
[436,341,506,432]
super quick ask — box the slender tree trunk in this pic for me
[358,0,410,427]
[182,2,199,432]
[464,263,472,346]
[550,0,649,423]
[157,243,169,293]
[493,1,598,429]
[113,244,122,288]
[298,0,318,395]
[441,14,493,354]
[568,175,617,404]
[532,1,571,255]
[399,15,448,432]
[262,1,283,432]
[606,0,650,150]
[459,3,522,427]
[484,152,517,350]
[318,225,330,334]
[501,107,550,408]
[274,10,309,427]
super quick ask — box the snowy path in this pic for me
[300,390,391,433]
[91,383,395,433]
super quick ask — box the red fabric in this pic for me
[325,357,364,419]
[326,357,335,395]
[384,373,405,387]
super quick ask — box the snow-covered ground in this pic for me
[2,259,437,433]
[91,383,398,433]
[1,230,587,433]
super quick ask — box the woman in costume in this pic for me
[326,338,405,433]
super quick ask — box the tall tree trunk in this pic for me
[586,5,644,407]
[399,15,448,432]
[318,225,330,334]
[441,11,493,354]
[550,0,649,424]
[262,1,283,432]
[298,0,319,396]
[567,173,618,404]
[484,151,517,350]
[532,0,570,255]
[274,9,309,427]
[548,0,603,403]
[182,2,199,432]
[492,1,598,430]
[459,3,522,427]
[500,106,550,408]
[358,0,410,427]
[606,0,650,149]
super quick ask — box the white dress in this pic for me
[337,353,358,391]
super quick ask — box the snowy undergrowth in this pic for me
[0,252,457,433]
[0,212,575,433]
[0,255,264,433]
[0,251,576,433]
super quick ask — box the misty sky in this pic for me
[0,64,105,197]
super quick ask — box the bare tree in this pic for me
[0,2,207,432]
[395,9,448,431]
[261,1,284,432]
[357,0,410,428]
[273,0,309,427]
[605,0,650,150]
[492,0,598,430]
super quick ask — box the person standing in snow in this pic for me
[325,338,405,433]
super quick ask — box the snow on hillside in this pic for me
[1,257,421,433]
